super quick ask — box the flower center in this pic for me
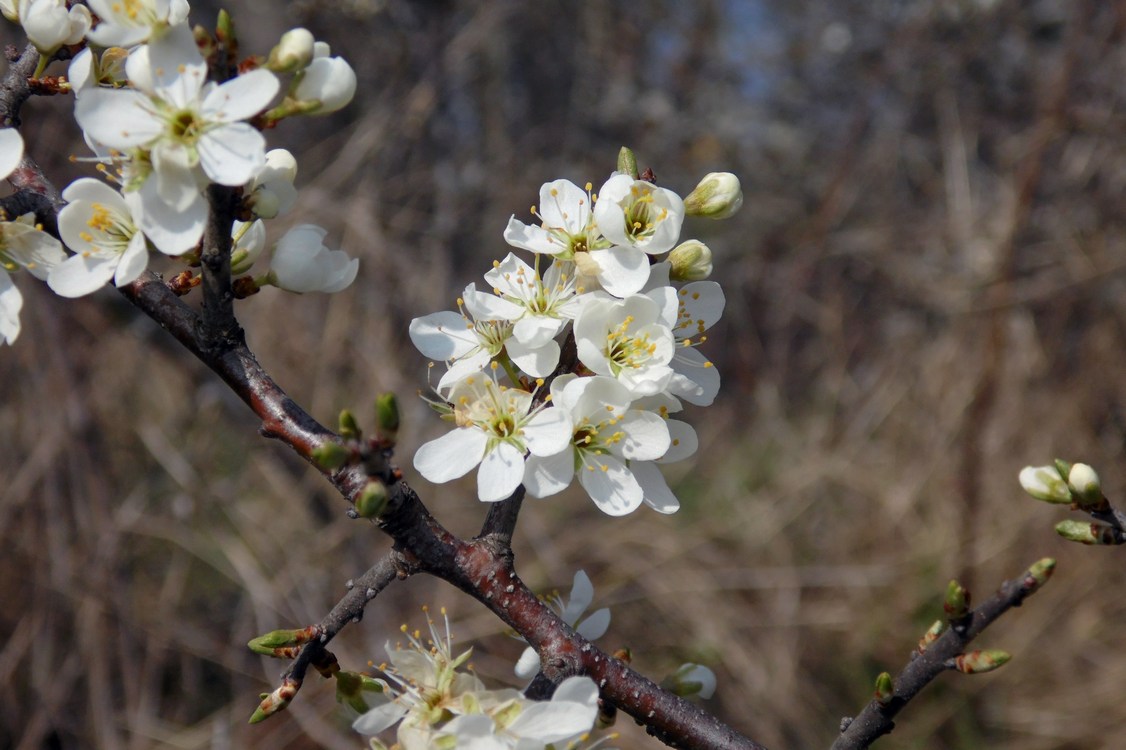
[605,316,657,374]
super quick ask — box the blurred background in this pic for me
[3,0,1126,748]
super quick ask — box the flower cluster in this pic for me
[411,165,741,515]
[0,1,360,345]
[352,608,601,750]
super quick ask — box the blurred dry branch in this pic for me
[4,1,1126,748]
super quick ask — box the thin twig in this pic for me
[830,560,1053,750]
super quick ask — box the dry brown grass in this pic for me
[4,1,1126,748]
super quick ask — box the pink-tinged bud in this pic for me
[874,672,894,705]
[684,172,743,219]
[952,649,1010,675]
[917,620,946,653]
[1024,558,1056,593]
[249,677,301,723]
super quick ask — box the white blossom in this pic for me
[413,372,571,502]
[268,224,357,293]
[593,172,684,256]
[514,570,610,679]
[523,375,670,516]
[293,45,356,115]
[574,293,676,397]
[84,0,190,47]
[49,178,148,297]
[20,0,90,55]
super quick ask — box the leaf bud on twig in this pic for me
[355,479,389,519]
[375,392,400,443]
[951,649,1011,675]
[1024,558,1056,594]
[874,672,894,706]
[338,409,361,440]
[917,619,946,653]
[1055,519,1120,546]
[312,441,352,471]
[248,676,301,723]
[944,579,970,621]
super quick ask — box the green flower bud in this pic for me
[684,172,743,219]
[1067,463,1104,509]
[338,409,360,440]
[1025,558,1056,593]
[375,392,400,442]
[874,672,894,705]
[661,663,717,699]
[1018,465,1071,504]
[617,146,639,179]
[355,479,389,519]
[667,240,714,281]
[267,28,316,73]
[952,649,1010,675]
[312,441,351,471]
[1055,519,1111,545]
[944,579,970,620]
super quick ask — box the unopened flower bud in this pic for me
[952,649,1010,675]
[334,670,384,714]
[1055,519,1112,545]
[375,392,400,442]
[249,677,301,723]
[917,620,945,653]
[944,579,969,620]
[616,146,639,179]
[293,55,357,115]
[268,28,316,73]
[662,663,717,699]
[355,479,389,519]
[684,172,743,219]
[1018,465,1071,504]
[1025,558,1056,593]
[668,240,713,281]
[338,409,361,439]
[1067,463,1103,508]
[99,47,130,85]
[247,625,321,655]
[312,441,351,471]
[874,672,894,705]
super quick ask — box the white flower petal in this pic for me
[0,270,21,345]
[579,454,643,516]
[0,128,23,179]
[514,646,541,679]
[477,441,524,502]
[506,336,559,379]
[47,253,116,297]
[522,405,573,457]
[503,216,564,256]
[409,310,477,360]
[522,449,575,498]
[414,428,487,484]
[74,88,162,150]
[576,607,611,641]
[633,461,680,513]
[202,68,280,122]
[351,698,407,735]
[586,245,649,298]
[114,233,150,286]
[136,180,205,255]
[616,410,671,461]
[659,419,698,463]
[669,346,721,406]
[198,123,267,186]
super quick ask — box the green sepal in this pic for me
[617,147,639,179]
